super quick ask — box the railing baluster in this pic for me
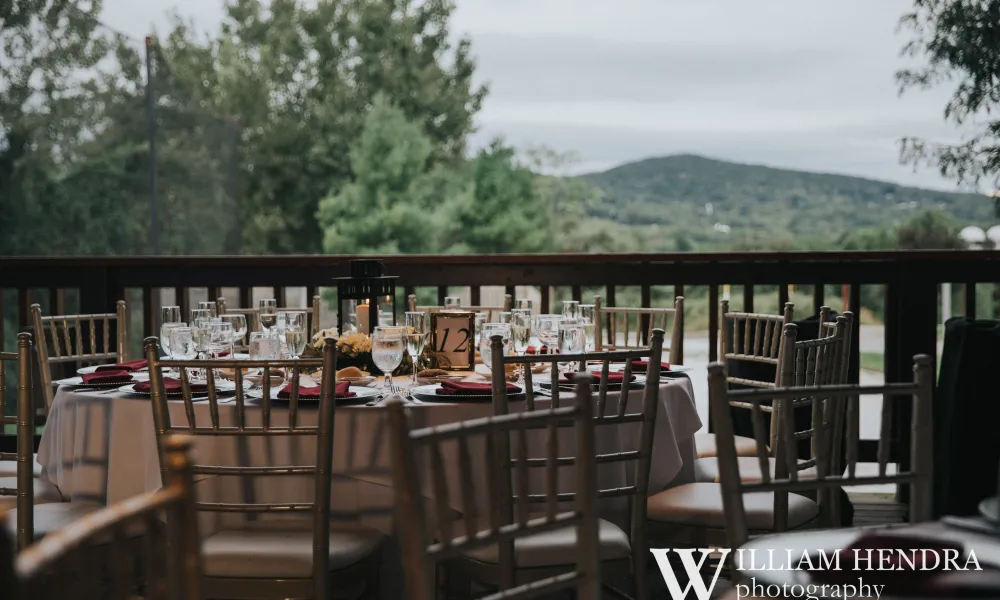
[964,282,976,317]
[708,284,719,362]
[743,284,754,313]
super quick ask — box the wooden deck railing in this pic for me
[3,250,1000,486]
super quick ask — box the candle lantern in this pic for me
[335,259,397,335]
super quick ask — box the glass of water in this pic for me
[515,298,533,312]
[249,331,281,360]
[557,321,586,377]
[220,314,248,346]
[561,300,580,323]
[578,304,597,352]
[159,305,183,355]
[259,299,278,332]
[404,312,427,385]
[198,301,218,319]
[511,309,532,383]
[284,312,308,359]
[479,323,512,373]
[534,315,562,353]
[372,326,404,393]
[168,327,198,361]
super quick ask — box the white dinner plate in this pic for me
[410,383,525,403]
[77,365,149,375]
[246,385,380,404]
[58,375,139,388]
[117,380,240,397]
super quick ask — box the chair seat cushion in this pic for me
[202,520,384,578]
[0,477,63,511]
[646,483,819,530]
[461,516,630,569]
[695,457,818,483]
[0,456,43,478]
[695,434,764,458]
[5,502,103,541]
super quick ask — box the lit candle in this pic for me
[356,301,369,333]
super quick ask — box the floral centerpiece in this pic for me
[303,327,424,375]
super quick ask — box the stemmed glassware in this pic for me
[534,315,562,354]
[515,298,533,312]
[511,309,532,383]
[578,304,597,352]
[562,300,580,323]
[372,326,404,394]
[473,313,488,349]
[557,321,586,378]
[283,312,308,359]
[168,327,198,361]
[159,306,182,355]
[198,301,218,319]
[479,323,512,373]
[496,311,513,324]
[249,331,280,360]
[404,312,427,386]
[444,297,462,310]
[210,322,235,358]
[190,308,213,326]
[259,299,278,332]
[220,314,247,347]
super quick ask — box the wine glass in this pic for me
[259,299,278,332]
[284,312,308,359]
[198,301,218,319]
[534,315,562,354]
[497,311,513,324]
[562,300,580,323]
[190,308,213,327]
[579,304,597,352]
[404,312,427,385]
[473,313,488,348]
[515,298,533,312]
[372,326,404,394]
[557,321,586,378]
[220,314,247,346]
[479,323,511,373]
[210,322,234,358]
[168,327,198,361]
[511,309,532,383]
[249,331,280,360]
[159,306,182,354]
[444,296,461,309]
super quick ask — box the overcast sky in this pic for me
[101,0,969,190]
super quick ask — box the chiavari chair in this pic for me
[710,355,934,551]
[3,435,202,600]
[593,295,684,364]
[694,300,794,460]
[407,294,513,322]
[142,336,384,600]
[0,330,43,479]
[388,377,601,600]
[694,316,851,483]
[485,329,665,600]
[31,301,129,411]
[217,295,322,336]
[2,333,97,551]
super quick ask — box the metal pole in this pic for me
[145,36,160,255]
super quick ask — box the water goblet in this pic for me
[557,321,586,378]
[259,299,278,332]
[511,309,532,383]
[479,323,512,373]
[497,312,513,324]
[534,315,562,354]
[404,312,427,385]
[372,327,404,394]
[198,301,218,318]
[159,306,182,354]
[515,298,533,312]
[190,308,213,327]
[562,300,580,323]
[579,304,597,351]
[283,312,308,358]
[220,314,248,346]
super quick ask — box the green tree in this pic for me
[896,208,964,249]
[897,0,1000,193]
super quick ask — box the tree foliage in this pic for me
[897,0,1000,191]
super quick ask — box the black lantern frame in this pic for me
[335,259,398,336]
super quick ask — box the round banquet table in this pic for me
[38,369,701,597]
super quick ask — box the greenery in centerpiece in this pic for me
[303,327,429,376]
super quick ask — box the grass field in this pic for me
[860,351,884,373]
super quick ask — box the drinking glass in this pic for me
[534,315,562,353]
[404,312,427,385]
[283,312,308,358]
[160,322,187,357]
[372,327,405,392]
[578,304,597,351]
[210,322,235,358]
[444,296,462,309]
[220,314,248,345]
[259,299,278,332]
[159,306,182,353]
[191,317,212,358]
[557,321,586,377]
[479,323,511,373]
[198,301,218,318]
[515,298,533,312]
[511,308,532,383]
[249,331,280,360]
[473,313,488,348]
[562,300,580,323]
[496,311,513,324]
[168,327,198,360]
[190,308,213,326]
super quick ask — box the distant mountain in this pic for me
[577,154,994,250]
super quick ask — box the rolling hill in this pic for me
[577,154,994,250]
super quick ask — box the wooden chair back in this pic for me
[142,336,338,600]
[491,329,664,598]
[593,295,684,363]
[31,301,128,409]
[709,354,934,549]
[719,300,794,388]
[387,378,601,600]
[0,333,37,550]
[407,294,512,322]
[8,435,201,600]
[217,295,322,336]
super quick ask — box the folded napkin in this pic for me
[630,360,670,372]
[132,378,208,394]
[809,532,966,594]
[560,371,635,385]
[437,380,521,395]
[95,359,148,372]
[525,346,550,355]
[277,381,354,399]
[81,370,133,384]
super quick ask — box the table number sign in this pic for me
[430,311,475,371]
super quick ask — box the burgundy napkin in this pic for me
[81,370,133,384]
[630,360,670,372]
[132,378,208,394]
[277,381,354,399]
[95,359,148,372]
[526,346,550,355]
[437,381,521,395]
[809,532,966,594]
[560,371,635,385]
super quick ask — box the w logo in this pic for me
[650,548,730,600]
